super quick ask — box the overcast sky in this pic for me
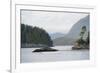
[21,10,89,34]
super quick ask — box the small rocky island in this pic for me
[32,46,58,52]
[72,26,89,50]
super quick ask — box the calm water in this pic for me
[21,46,89,63]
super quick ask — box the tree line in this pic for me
[21,24,53,48]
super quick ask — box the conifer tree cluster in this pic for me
[21,24,53,47]
[74,26,89,49]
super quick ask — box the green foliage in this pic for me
[74,26,89,49]
[76,26,87,45]
[76,38,85,45]
[80,26,87,39]
[86,32,89,45]
[21,24,53,47]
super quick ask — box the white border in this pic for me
[11,1,96,73]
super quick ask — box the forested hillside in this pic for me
[21,24,53,48]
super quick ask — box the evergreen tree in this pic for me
[21,24,53,47]
[80,26,87,39]
[86,32,89,45]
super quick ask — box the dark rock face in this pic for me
[32,47,58,52]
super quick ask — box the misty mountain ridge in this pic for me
[53,15,90,46]
[49,32,66,40]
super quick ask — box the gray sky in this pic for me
[21,10,89,34]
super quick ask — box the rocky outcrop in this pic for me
[32,47,58,52]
